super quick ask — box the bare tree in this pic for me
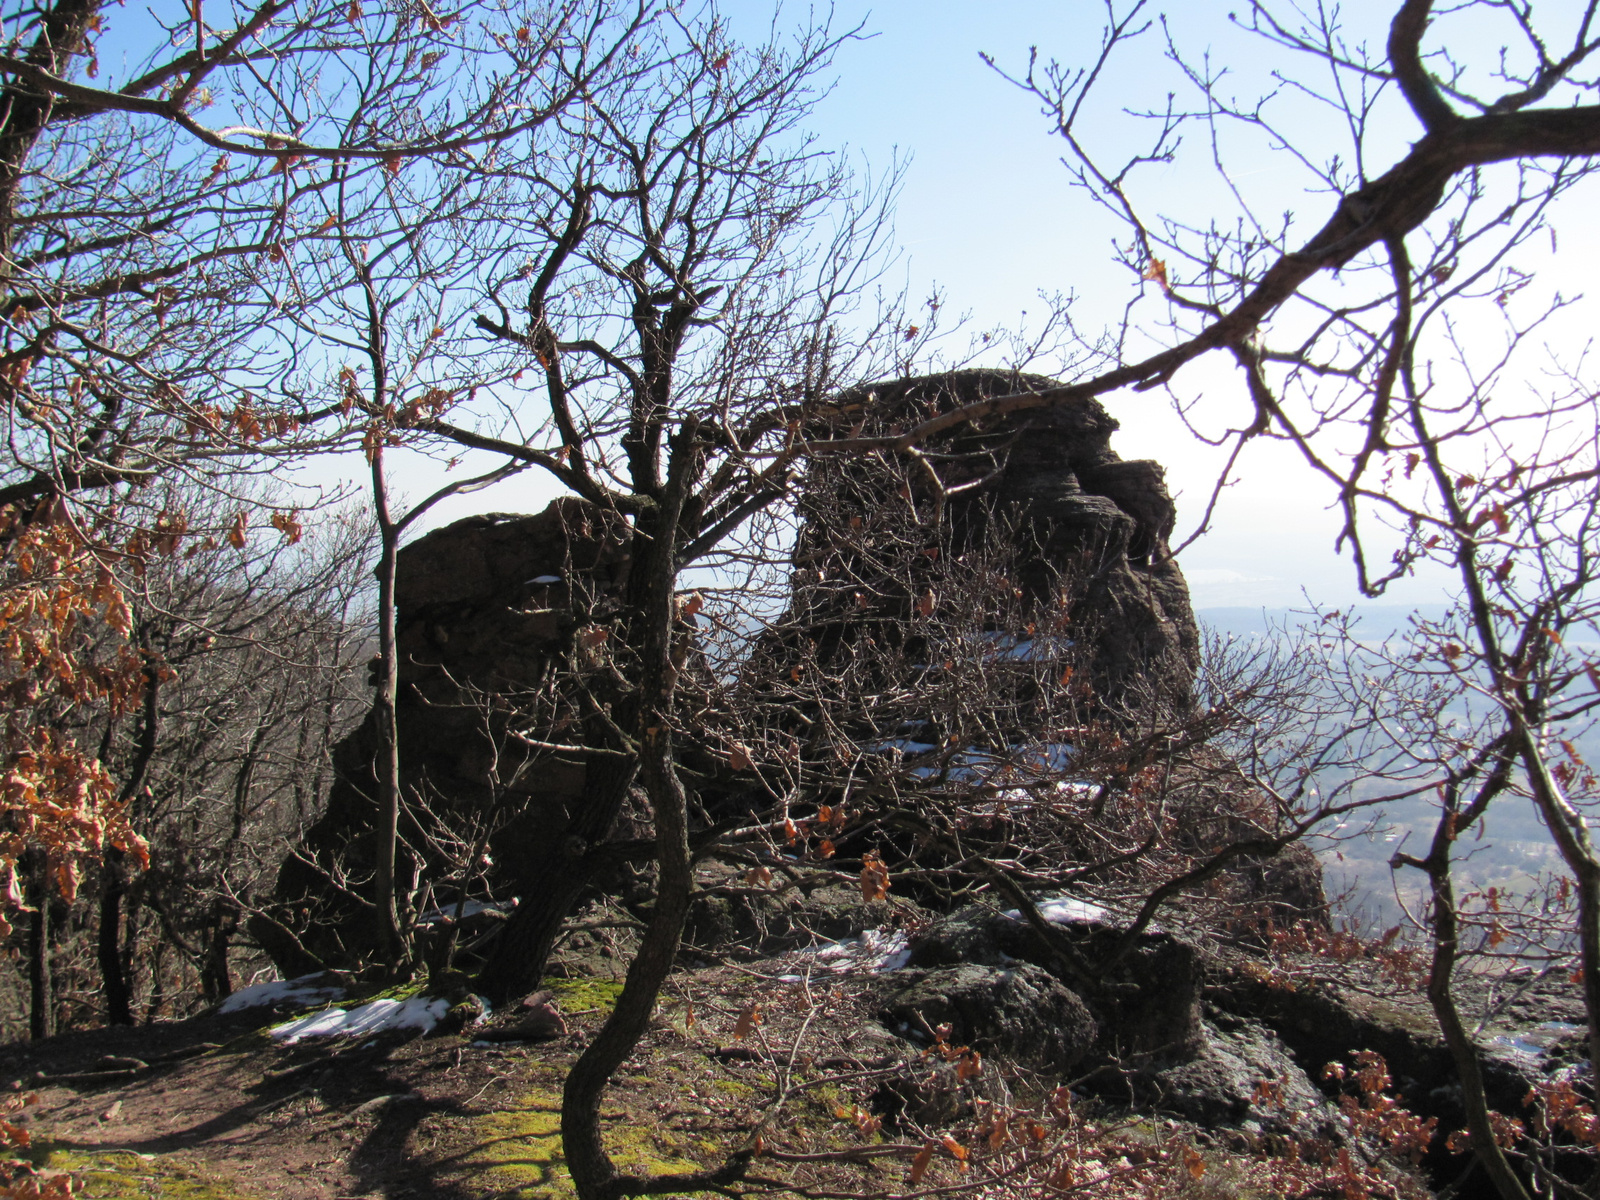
[911,3,1600,1195]
[294,10,921,1194]
[0,0,653,942]
[0,487,372,1035]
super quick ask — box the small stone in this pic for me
[477,991,568,1042]
[95,1056,147,1072]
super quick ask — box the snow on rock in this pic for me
[1004,894,1115,926]
[780,928,910,980]
[217,973,347,1014]
[415,898,517,926]
[1034,896,1113,925]
[1487,1021,1585,1068]
[270,993,452,1044]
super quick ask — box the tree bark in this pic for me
[99,630,160,1025]
[370,445,406,971]
[474,748,637,1005]
[558,425,747,1200]
[199,911,234,1004]
[1409,816,1534,1200]
[27,850,51,1041]
[0,0,102,253]
[97,847,132,1025]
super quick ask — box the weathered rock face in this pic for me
[907,904,1206,1062]
[795,369,1200,713]
[257,370,1311,977]
[255,499,633,975]
[682,866,918,957]
[877,963,1098,1073]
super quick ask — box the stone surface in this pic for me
[254,499,633,975]
[256,370,1322,980]
[876,963,1098,1073]
[683,869,918,957]
[1118,1017,1341,1137]
[906,903,1206,1061]
[796,369,1200,713]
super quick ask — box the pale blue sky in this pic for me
[97,0,1595,612]
[707,0,1600,612]
[717,0,1466,609]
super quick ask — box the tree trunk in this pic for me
[559,426,744,1200]
[1413,817,1534,1200]
[27,851,51,1040]
[99,629,159,1026]
[0,0,102,252]
[475,750,637,1005]
[562,726,699,1200]
[98,847,132,1024]
[370,446,406,971]
[199,912,234,1004]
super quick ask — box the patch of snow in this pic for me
[1003,893,1117,927]
[974,631,1074,662]
[217,973,346,1014]
[416,898,517,926]
[799,928,910,974]
[1034,896,1113,925]
[990,781,1098,807]
[1488,1021,1584,1066]
[907,744,1076,786]
[866,739,938,756]
[528,575,562,584]
[270,993,452,1044]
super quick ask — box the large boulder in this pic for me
[254,371,1323,979]
[254,499,632,975]
[683,868,920,957]
[1126,1016,1341,1136]
[876,962,1098,1073]
[788,369,1200,714]
[906,903,1206,1061]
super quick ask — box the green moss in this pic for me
[459,1081,707,1199]
[40,1147,253,1199]
[546,977,627,1017]
[346,978,428,1006]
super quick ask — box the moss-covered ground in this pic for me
[458,1076,706,1200]
[34,1146,255,1199]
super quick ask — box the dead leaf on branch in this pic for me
[1141,256,1171,294]
[732,1006,763,1039]
[859,851,890,901]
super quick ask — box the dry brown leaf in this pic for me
[859,851,890,901]
[908,1141,935,1185]
[733,1006,763,1039]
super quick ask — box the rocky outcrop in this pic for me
[789,369,1200,714]
[255,499,632,975]
[906,904,1206,1062]
[256,370,1314,979]
[683,867,919,957]
[877,963,1098,1073]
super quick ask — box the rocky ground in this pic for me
[0,901,1587,1200]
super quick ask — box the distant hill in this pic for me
[1197,604,1451,640]
[1197,602,1582,931]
